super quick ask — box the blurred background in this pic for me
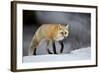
[23,10,91,56]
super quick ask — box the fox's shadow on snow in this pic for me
[23,10,91,56]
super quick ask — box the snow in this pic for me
[23,47,91,63]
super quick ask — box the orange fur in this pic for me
[28,24,69,55]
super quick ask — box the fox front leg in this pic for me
[52,41,57,54]
[47,48,53,54]
[46,40,53,54]
[47,41,58,54]
[59,41,64,53]
[46,40,57,54]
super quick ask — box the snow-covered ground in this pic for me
[23,47,91,63]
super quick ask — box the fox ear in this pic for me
[59,24,61,26]
[66,24,69,29]
[59,24,62,29]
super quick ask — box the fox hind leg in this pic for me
[28,37,39,55]
[33,48,37,55]
[29,45,37,55]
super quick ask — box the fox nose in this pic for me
[64,36,66,39]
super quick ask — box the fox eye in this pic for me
[60,32,63,34]
[65,32,67,34]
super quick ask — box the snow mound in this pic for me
[23,47,91,63]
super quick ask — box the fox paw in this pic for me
[47,49,53,54]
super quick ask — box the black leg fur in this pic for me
[59,41,64,53]
[33,48,37,55]
[52,41,57,54]
[47,49,53,54]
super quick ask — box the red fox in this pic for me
[28,24,69,55]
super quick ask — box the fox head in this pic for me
[54,24,69,41]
